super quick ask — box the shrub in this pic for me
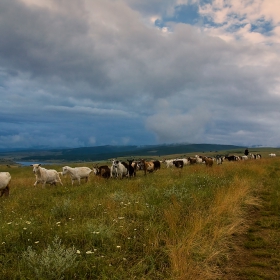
[22,236,78,280]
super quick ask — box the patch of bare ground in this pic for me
[223,188,280,280]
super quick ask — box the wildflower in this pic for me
[86,251,93,254]
[116,246,121,249]
[118,217,124,220]
[56,222,61,225]
[26,221,31,224]
[34,241,39,244]
[7,222,12,225]
[76,250,81,254]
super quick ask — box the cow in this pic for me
[62,166,92,185]
[269,153,276,157]
[0,172,11,197]
[31,164,63,187]
[93,165,111,179]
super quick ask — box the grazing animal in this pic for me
[141,159,155,175]
[241,155,248,160]
[225,155,238,161]
[110,163,118,178]
[111,160,128,179]
[153,160,161,171]
[216,156,223,165]
[127,159,136,177]
[0,172,11,197]
[131,161,142,171]
[249,153,261,159]
[269,153,276,157]
[164,159,175,168]
[173,160,184,168]
[194,155,204,164]
[93,165,111,179]
[62,166,92,185]
[31,164,63,187]
[201,156,214,167]
[188,157,197,165]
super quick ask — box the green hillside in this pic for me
[12,143,245,162]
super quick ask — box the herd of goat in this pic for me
[0,152,277,197]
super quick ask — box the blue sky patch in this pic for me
[155,3,201,27]
[251,19,274,34]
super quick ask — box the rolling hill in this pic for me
[0,143,246,163]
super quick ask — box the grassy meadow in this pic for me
[1,153,280,279]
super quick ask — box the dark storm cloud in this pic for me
[0,0,279,148]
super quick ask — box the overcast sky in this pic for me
[0,0,280,149]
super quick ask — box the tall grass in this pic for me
[0,158,275,279]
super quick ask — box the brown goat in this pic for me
[140,159,154,175]
[201,156,214,167]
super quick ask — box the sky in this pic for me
[0,0,280,149]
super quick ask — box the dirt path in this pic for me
[223,187,280,279]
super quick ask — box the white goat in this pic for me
[0,172,11,197]
[269,153,276,157]
[111,160,128,178]
[31,164,63,187]
[62,166,92,185]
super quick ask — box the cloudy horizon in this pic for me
[1,0,280,149]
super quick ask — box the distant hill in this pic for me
[1,143,246,163]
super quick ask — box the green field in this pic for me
[1,151,280,279]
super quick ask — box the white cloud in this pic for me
[145,107,212,143]
[0,0,280,148]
